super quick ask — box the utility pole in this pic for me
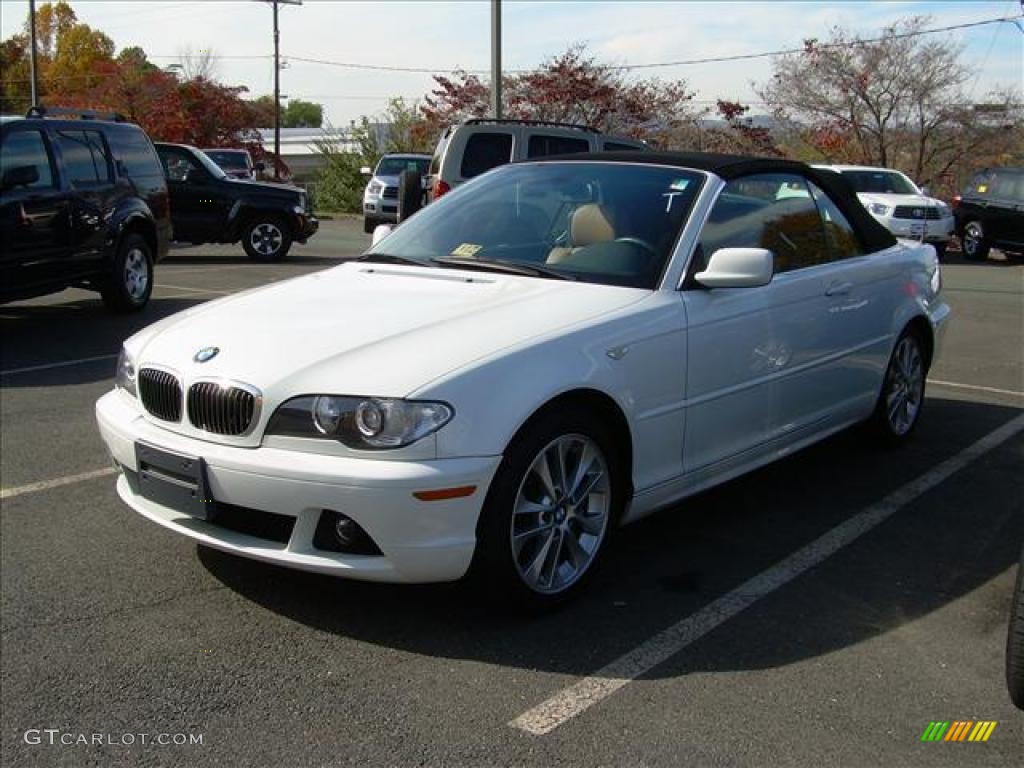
[491,0,502,119]
[273,0,281,180]
[28,0,39,107]
[256,0,302,180]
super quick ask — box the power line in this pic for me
[276,14,1023,74]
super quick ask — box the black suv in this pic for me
[954,166,1024,260]
[154,143,317,261]
[1,107,170,311]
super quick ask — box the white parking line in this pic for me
[509,412,1024,736]
[155,284,232,296]
[929,379,1024,398]
[0,354,117,376]
[1,467,117,501]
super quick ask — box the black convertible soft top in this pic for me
[527,150,898,254]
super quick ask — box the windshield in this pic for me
[366,162,703,289]
[840,170,918,195]
[375,157,430,176]
[205,150,250,170]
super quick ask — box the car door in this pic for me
[156,146,227,242]
[0,125,70,295]
[987,170,1024,248]
[52,127,120,275]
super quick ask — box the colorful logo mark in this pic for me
[921,721,997,743]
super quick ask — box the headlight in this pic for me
[267,395,453,449]
[115,346,137,397]
[367,182,383,196]
[868,203,891,216]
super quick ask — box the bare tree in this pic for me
[177,45,218,81]
[758,16,1023,189]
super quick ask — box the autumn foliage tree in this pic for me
[421,44,699,146]
[758,16,1023,190]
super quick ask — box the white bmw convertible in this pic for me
[96,152,949,605]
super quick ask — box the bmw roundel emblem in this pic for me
[194,346,220,363]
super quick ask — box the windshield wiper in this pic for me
[431,256,574,280]
[355,253,431,267]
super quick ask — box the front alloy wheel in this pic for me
[242,217,292,261]
[511,434,611,594]
[470,404,623,607]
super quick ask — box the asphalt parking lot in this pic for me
[1,219,1022,767]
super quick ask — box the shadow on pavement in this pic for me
[0,297,203,387]
[198,396,1024,678]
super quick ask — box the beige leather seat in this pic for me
[547,203,616,264]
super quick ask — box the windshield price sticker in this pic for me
[451,243,483,257]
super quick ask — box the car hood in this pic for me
[224,177,302,197]
[132,262,649,398]
[857,192,946,210]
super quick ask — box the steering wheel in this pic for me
[614,237,659,259]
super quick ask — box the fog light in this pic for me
[313,510,383,556]
[335,516,358,545]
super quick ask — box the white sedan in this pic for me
[814,164,955,257]
[96,152,949,605]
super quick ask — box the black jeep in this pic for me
[154,142,318,261]
[1,107,171,312]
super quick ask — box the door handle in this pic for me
[825,281,853,297]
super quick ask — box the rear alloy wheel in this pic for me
[242,216,292,261]
[962,221,990,261]
[100,233,153,313]
[871,331,926,442]
[470,405,623,607]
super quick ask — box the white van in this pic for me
[427,118,647,200]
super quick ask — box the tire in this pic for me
[363,217,378,234]
[869,328,927,443]
[242,215,292,262]
[99,233,153,313]
[397,169,423,223]
[467,404,626,609]
[931,242,946,261]
[961,221,990,261]
[1007,550,1024,710]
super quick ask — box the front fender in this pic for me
[412,292,688,494]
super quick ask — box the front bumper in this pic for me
[96,390,500,583]
[293,212,319,243]
[363,196,398,223]
[878,214,955,243]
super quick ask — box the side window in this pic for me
[602,141,642,152]
[527,134,590,158]
[158,149,201,182]
[0,129,56,192]
[991,172,1020,200]
[55,130,112,187]
[460,132,513,178]
[695,174,829,274]
[808,181,863,260]
[108,128,162,180]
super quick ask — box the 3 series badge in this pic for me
[194,347,220,363]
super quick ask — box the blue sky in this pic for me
[1,0,1021,125]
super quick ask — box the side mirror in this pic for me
[2,164,40,191]
[919,185,931,196]
[695,247,774,288]
[360,166,372,176]
[254,162,266,173]
[371,224,393,246]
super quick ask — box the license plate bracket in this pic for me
[135,442,215,520]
